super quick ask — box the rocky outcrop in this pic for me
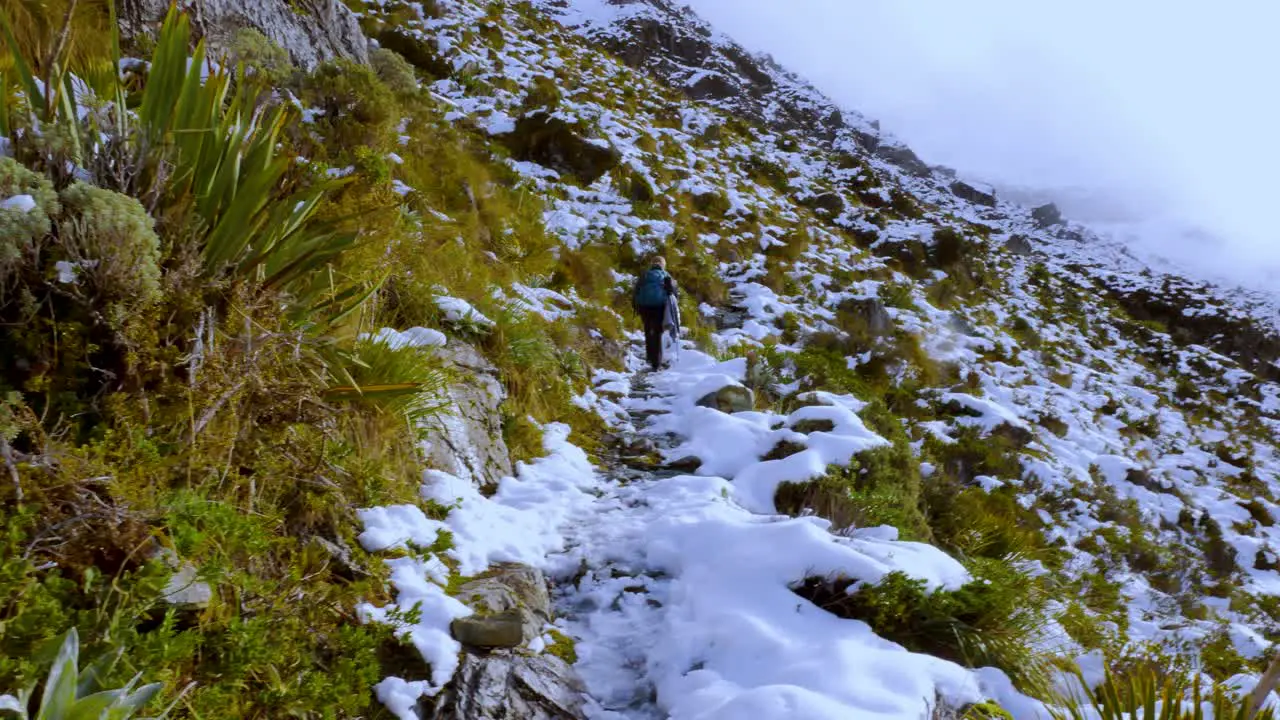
[1031,202,1064,228]
[874,143,932,178]
[497,113,621,186]
[802,191,846,217]
[119,0,369,68]
[837,297,894,336]
[1003,235,1034,256]
[949,180,996,208]
[559,0,879,145]
[422,342,513,491]
[426,564,587,720]
[423,651,587,720]
[1110,284,1280,383]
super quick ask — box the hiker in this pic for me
[632,256,678,371]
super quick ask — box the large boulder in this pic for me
[422,342,513,491]
[450,564,550,650]
[497,113,621,186]
[696,384,755,413]
[837,297,893,336]
[949,180,997,208]
[1003,234,1034,256]
[1031,202,1064,228]
[803,191,846,217]
[119,0,368,68]
[873,143,932,177]
[422,651,587,720]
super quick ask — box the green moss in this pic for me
[544,629,578,665]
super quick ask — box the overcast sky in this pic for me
[683,0,1280,290]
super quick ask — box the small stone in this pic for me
[696,384,754,414]
[836,297,893,336]
[451,611,526,649]
[665,456,702,473]
[452,564,550,647]
[161,562,212,610]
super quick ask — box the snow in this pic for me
[422,423,599,576]
[363,326,448,350]
[534,347,1045,719]
[54,260,79,284]
[0,194,36,212]
[434,295,496,328]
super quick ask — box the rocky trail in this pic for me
[548,366,688,719]
[529,338,1007,720]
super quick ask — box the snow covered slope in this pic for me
[347,0,1280,715]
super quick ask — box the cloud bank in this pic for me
[684,0,1280,290]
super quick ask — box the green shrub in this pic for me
[302,59,399,153]
[370,47,419,97]
[0,157,58,291]
[326,335,451,426]
[520,75,562,112]
[795,561,1049,691]
[1050,665,1276,720]
[56,182,163,325]
[229,28,294,86]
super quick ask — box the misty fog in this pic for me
[683,0,1280,292]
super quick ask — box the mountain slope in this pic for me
[360,0,1280,710]
[1,0,1278,718]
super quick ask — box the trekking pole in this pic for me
[1246,649,1280,719]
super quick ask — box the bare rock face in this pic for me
[427,564,587,720]
[949,180,997,208]
[421,651,587,720]
[1031,202,1064,228]
[422,342,514,491]
[119,0,369,68]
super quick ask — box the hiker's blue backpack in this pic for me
[634,268,669,308]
